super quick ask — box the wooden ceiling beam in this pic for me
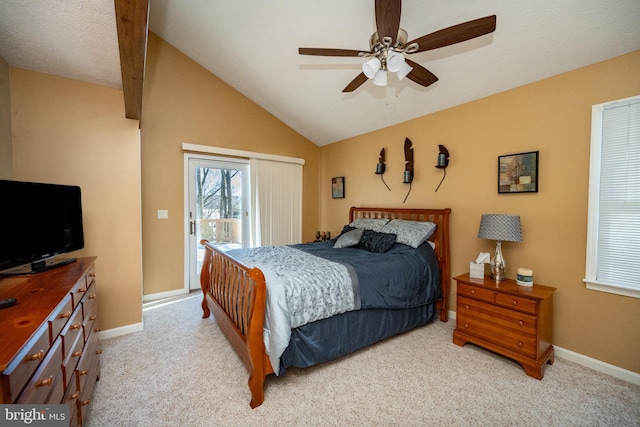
[114,0,149,120]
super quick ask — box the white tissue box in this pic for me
[470,263,485,279]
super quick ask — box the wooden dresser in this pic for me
[0,257,100,426]
[453,273,556,379]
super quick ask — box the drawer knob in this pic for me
[464,323,469,328]
[70,391,80,400]
[79,369,89,376]
[81,399,91,406]
[89,315,97,321]
[37,375,53,387]
[470,289,476,295]
[88,294,97,300]
[78,288,87,293]
[59,311,72,319]
[464,304,469,310]
[27,350,44,362]
[512,300,518,306]
[70,323,82,330]
[518,341,523,348]
[89,273,96,277]
[518,320,524,326]
[96,349,103,355]
[72,351,83,357]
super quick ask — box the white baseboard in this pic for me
[446,309,640,386]
[553,346,640,386]
[142,288,189,303]
[98,322,143,340]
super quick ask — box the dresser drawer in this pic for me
[16,337,64,404]
[48,295,73,344]
[456,311,537,358]
[494,292,538,315]
[61,307,84,358]
[1,322,51,403]
[457,295,537,336]
[62,330,84,389]
[457,282,494,303]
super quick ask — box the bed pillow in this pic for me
[349,218,389,232]
[333,228,364,248]
[381,219,437,248]
[358,229,397,253]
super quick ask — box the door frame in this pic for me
[183,153,250,292]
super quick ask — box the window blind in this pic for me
[585,96,640,296]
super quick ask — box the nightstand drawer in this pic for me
[457,295,537,336]
[457,282,494,303]
[494,292,538,314]
[456,312,537,357]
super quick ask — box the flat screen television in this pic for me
[0,179,84,276]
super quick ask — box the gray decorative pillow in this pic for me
[349,218,389,232]
[333,228,364,248]
[381,219,437,248]
[358,229,397,253]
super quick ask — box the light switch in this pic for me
[157,210,169,219]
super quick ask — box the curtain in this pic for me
[250,158,303,247]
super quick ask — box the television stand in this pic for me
[0,257,76,277]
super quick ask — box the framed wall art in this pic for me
[498,151,538,193]
[332,176,345,199]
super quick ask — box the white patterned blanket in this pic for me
[227,245,360,375]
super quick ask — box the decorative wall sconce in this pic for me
[435,144,449,192]
[375,148,390,191]
[403,138,414,203]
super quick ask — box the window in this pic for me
[584,95,640,298]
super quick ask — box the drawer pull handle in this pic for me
[27,350,44,362]
[72,351,83,357]
[512,300,518,306]
[89,315,97,321]
[518,341,523,348]
[88,294,97,300]
[37,376,53,387]
[79,369,88,376]
[70,323,82,330]
[518,320,524,326]
[59,311,72,319]
[81,399,91,406]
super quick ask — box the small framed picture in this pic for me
[332,177,345,199]
[498,151,538,193]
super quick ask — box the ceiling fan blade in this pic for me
[342,73,369,93]
[375,0,401,43]
[299,48,365,57]
[404,59,438,88]
[406,15,496,53]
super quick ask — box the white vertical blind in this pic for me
[585,96,640,296]
[250,158,303,247]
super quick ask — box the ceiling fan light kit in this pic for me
[298,0,496,93]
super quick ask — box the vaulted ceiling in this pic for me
[1,1,639,146]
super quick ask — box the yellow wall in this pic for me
[8,69,143,331]
[319,50,640,374]
[0,55,11,179]
[140,33,320,296]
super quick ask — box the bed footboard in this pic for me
[199,240,272,408]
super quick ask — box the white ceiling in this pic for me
[1,1,639,146]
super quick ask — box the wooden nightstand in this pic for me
[453,273,556,379]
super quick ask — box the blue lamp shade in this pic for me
[477,214,522,242]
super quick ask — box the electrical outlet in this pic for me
[157,210,169,219]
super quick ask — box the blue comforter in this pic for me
[292,239,442,309]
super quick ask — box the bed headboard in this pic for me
[349,206,451,321]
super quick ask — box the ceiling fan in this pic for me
[298,0,496,92]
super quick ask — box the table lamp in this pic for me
[477,214,522,281]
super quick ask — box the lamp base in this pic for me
[491,241,506,281]
[490,267,506,281]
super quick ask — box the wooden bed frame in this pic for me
[200,206,451,408]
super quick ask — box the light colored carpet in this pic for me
[87,295,640,427]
